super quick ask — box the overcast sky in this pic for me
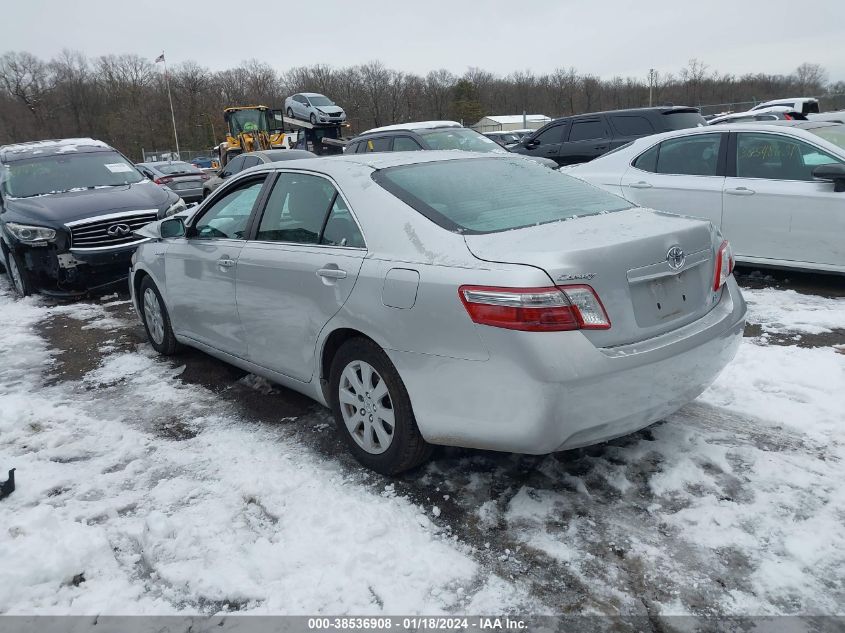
[5,0,844,82]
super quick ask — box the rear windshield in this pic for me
[156,162,202,175]
[662,110,707,130]
[373,157,632,234]
[807,124,845,152]
[2,150,144,198]
[417,128,501,152]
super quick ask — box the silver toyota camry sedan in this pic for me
[130,152,747,474]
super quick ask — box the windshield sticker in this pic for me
[105,163,133,173]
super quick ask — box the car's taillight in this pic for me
[154,176,174,185]
[458,285,610,332]
[713,240,735,291]
[784,113,793,120]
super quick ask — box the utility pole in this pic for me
[155,52,181,159]
[648,68,655,107]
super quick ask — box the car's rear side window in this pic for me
[661,111,706,130]
[611,115,655,136]
[364,137,391,152]
[373,157,631,235]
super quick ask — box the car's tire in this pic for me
[309,113,317,125]
[286,107,294,119]
[4,248,33,297]
[329,337,433,475]
[139,276,180,355]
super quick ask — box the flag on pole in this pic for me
[154,53,165,63]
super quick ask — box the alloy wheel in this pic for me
[143,287,165,345]
[338,360,395,454]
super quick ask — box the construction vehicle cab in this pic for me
[221,106,286,166]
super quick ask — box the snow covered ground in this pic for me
[0,275,843,616]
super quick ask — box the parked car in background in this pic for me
[707,106,806,125]
[190,156,213,169]
[483,131,523,147]
[512,106,706,166]
[751,97,820,116]
[566,121,845,274]
[285,93,347,125]
[0,138,184,297]
[136,161,209,203]
[130,151,745,474]
[203,149,316,198]
[345,121,559,169]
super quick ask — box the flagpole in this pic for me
[160,52,180,159]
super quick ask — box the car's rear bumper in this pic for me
[167,186,203,202]
[389,277,746,454]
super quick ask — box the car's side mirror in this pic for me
[525,138,539,148]
[813,163,845,192]
[160,217,186,239]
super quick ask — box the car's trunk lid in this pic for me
[463,207,719,347]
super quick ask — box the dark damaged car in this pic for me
[0,138,185,297]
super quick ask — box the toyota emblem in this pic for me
[666,246,685,270]
[106,223,132,237]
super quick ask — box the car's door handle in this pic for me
[217,257,236,268]
[628,181,653,189]
[317,267,347,280]
[725,187,755,196]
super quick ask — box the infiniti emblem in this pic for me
[666,245,685,270]
[106,223,132,237]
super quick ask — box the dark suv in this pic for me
[512,107,706,166]
[0,138,184,297]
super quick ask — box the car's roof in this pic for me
[0,138,112,163]
[299,92,326,98]
[253,149,317,161]
[359,121,462,136]
[545,106,700,125]
[243,150,502,177]
[140,160,193,166]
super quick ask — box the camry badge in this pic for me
[666,245,685,270]
[557,272,597,281]
[107,223,132,237]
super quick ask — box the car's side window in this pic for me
[393,136,423,151]
[364,137,392,152]
[193,178,265,240]
[611,115,654,136]
[256,173,335,244]
[321,195,365,248]
[241,156,261,169]
[632,144,659,172]
[655,134,722,176]
[736,133,841,181]
[221,155,244,178]
[569,119,609,142]
[532,124,564,145]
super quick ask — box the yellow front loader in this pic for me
[220,106,286,166]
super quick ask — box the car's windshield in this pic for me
[308,95,334,107]
[155,162,202,175]
[417,128,502,152]
[2,150,144,198]
[808,124,845,153]
[373,157,633,234]
[229,109,269,134]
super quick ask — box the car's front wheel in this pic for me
[139,276,179,355]
[4,248,33,297]
[309,113,317,125]
[330,338,432,475]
